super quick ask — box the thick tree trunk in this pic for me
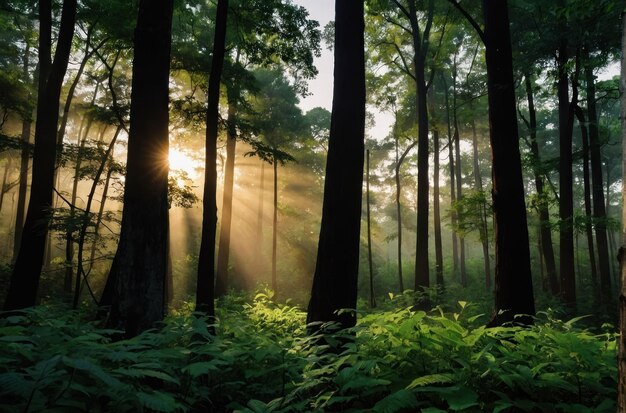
[13,116,31,263]
[215,99,237,297]
[306,0,365,330]
[407,0,433,297]
[196,0,229,318]
[483,0,535,326]
[557,7,576,311]
[105,0,174,336]
[525,75,559,296]
[585,60,612,311]
[4,0,76,311]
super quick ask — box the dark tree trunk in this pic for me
[306,0,365,330]
[443,75,459,274]
[13,116,31,263]
[617,11,625,411]
[196,0,229,318]
[575,106,599,300]
[4,0,76,311]
[407,0,433,297]
[557,7,576,311]
[366,149,375,308]
[525,75,559,296]
[585,59,612,311]
[105,0,174,336]
[433,129,444,291]
[483,0,535,326]
[215,98,237,297]
[256,160,266,274]
[470,117,491,290]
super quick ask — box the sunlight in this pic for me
[169,148,200,177]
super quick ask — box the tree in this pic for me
[4,0,77,311]
[104,0,174,336]
[449,0,535,325]
[195,0,228,318]
[481,0,535,325]
[307,0,365,330]
[617,7,626,411]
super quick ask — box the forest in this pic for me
[0,0,625,411]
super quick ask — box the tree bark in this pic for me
[393,117,404,293]
[215,98,237,297]
[575,106,599,302]
[525,75,559,296]
[196,0,229,319]
[105,0,174,336]
[4,0,76,311]
[452,58,467,287]
[557,1,576,311]
[617,11,626,412]
[433,129,444,291]
[482,0,535,326]
[585,57,612,311]
[306,0,365,330]
[407,0,433,298]
[443,75,459,275]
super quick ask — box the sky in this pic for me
[292,0,394,140]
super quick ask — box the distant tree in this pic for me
[103,0,174,336]
[307,0,365,330]
[4,0,77,311]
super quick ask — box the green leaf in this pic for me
[137,391,179,412]
[373,389,418,413]
[407,374,454,389]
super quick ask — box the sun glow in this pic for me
[169,147,201,180]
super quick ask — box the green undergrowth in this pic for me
[0,292,617,413]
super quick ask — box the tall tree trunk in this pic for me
[585,57,612,311]
[394,117,404,293]
[525,75,559,295]
[406,0,433,297]
[443,75,459,274]
[196,0,229,319]
[483,0,535,326]
[105,0,174,336]
[557,4,576,311]
[433,129,444,292]
[366,149,375,307]
[215,98,237,297]
[307,0,365,330]
[4,0,76,311]
[617,10,626,411]
[471,117,491,290]
[575,106,599,300]
[272,159,278,293]
[13,115,31,263]
[452,58,467,287]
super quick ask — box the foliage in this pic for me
[0,296,617,412]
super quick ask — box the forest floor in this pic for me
[0,291,618,413]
